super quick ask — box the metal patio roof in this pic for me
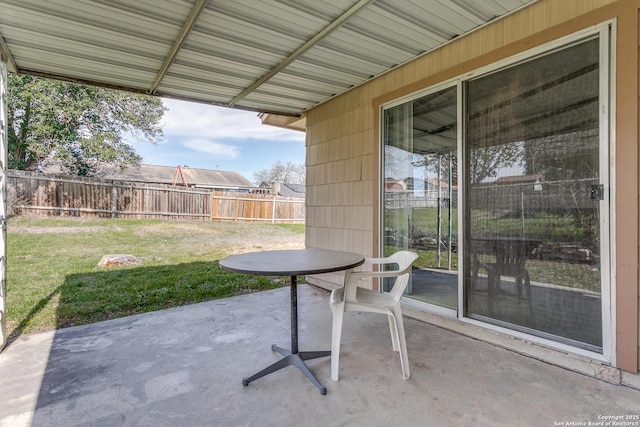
[0,0,536,119]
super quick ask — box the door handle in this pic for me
[590,184,604,201]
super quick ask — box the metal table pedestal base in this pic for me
[220,252,365,396]
[242,345,330,395]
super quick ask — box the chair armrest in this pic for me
[343,268,411,301]
[343,270,382,301]
[362,256,387,265]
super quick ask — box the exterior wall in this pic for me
[305,91,378,286]
[305,0,640,376]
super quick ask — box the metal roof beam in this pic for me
[149,0,210,94]
[0,32,17,73]
[228,0,375,106]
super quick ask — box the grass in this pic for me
[385,206,600,291]
[387,206,592,243]
[6,216,305,341]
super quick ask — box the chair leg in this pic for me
[388,314,399,352]
[330,302,345,381]
[524,270,533,315]
[391,306,410,379]
[487,269,497,313]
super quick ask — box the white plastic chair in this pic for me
[330,250,419,381]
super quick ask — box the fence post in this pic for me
[58,180,63,216]
[272,195,277,223]
[111,182,117,218]
[234,193,239,221]
[210,192,214,221]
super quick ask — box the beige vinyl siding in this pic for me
[306,97,375,254]
[305,0,639,374]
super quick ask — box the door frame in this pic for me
[379,21,616,364]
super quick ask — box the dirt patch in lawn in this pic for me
[9,218,305,253]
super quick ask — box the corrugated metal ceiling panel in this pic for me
[0,0,537,116]
[0,0,186,89]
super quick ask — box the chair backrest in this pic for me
[495,240,535,276]
[364,250,418,301]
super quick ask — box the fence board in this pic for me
[211,191,305,223]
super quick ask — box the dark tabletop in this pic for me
[219,249,365,277]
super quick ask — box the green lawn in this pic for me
[6,216,305,341]
[385,207,600,291]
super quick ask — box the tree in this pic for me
[252,160,305,185]
[7,74,165,176]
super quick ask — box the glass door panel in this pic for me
[464,38,603,351]
[383,86,458,310]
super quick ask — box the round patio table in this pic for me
[219,249,365,395]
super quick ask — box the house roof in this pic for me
[278,183,305,198]
[424,178,457,190]
[495,174,543,184]
[103,164,253,189]
[0,0,536,122]
[258,181,306,198]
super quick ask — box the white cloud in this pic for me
[161,98,304,143]
[181,139,240,158]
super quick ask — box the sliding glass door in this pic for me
[382,30,610,353]
[383,85,458,310]
[465,38,604,351]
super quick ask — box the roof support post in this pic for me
[0,59,8,350]
[0,33,17,74]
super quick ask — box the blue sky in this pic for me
[130,98,306,184]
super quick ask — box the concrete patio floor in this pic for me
[1,284,639,427]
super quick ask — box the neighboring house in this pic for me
[36,162,255,193]
[494,174,543,185]
[385,178,457,209]
[1,0,639,389]
[102,164,254,192]
[257,182,305,198]
[384,179,407,191]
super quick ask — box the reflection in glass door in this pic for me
[465,38,605,351]
[382,32,610,353]
[383,85,458,310]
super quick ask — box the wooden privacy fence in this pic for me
[7,170,211,220]
[211,191,305,223]
[7,171,305,223]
